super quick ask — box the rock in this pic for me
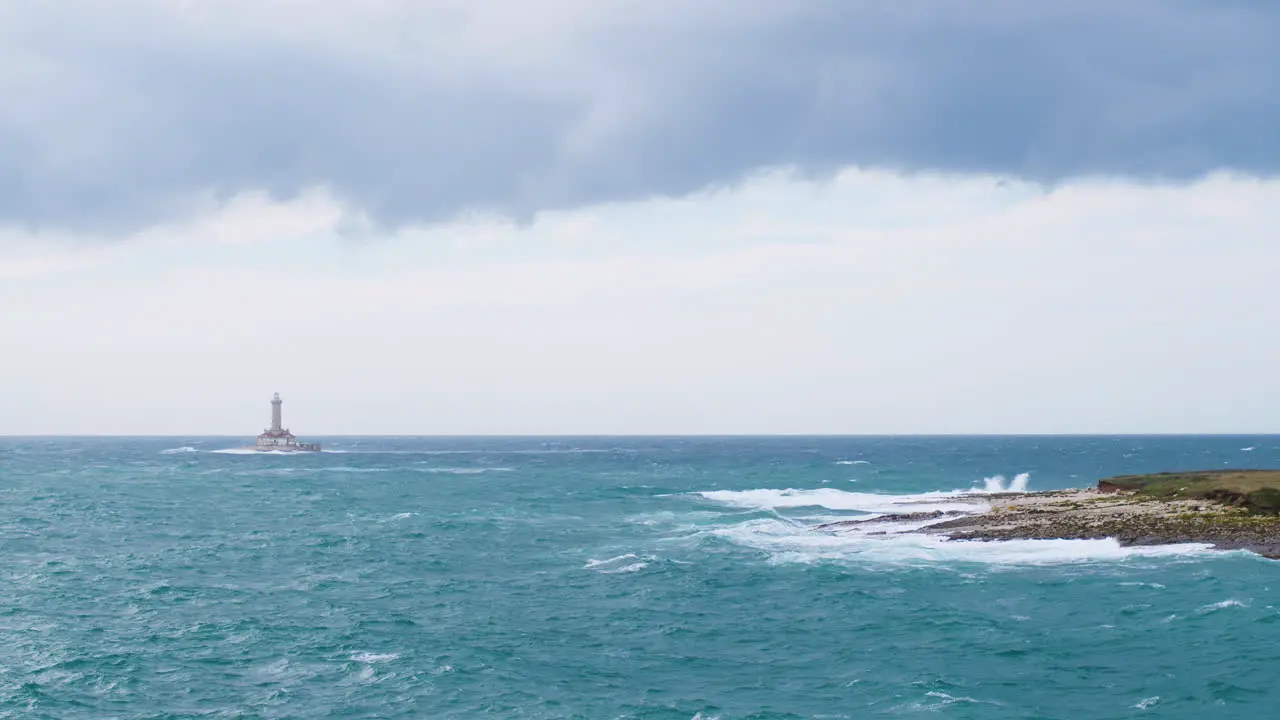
[914,481,1280,559]
[815,510,959,530]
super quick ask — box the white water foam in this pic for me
[317,448,615,455]
[211,448,349,455]
[351,652,399,663]
[695,488,989,515]
[696,471,1033,517]
[698,517,1216,567]
[160,446,199,454]
[691,478,1221,567]
[414,466,516,474]
[981,473,1030,492]
[1199,599,1247,613]
[835,460,871,465]
[584,553,651,574]
[906,691,992,712]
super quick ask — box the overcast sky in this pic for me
[2,0,1279,435]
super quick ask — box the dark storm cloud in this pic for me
[2,0,1278,234]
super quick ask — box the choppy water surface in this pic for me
[3,436,1280,718]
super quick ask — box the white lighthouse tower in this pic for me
[270,392,283,433]
[255,392,320,452]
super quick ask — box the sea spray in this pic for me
[981,472,1031,492]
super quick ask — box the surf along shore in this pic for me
[818,470,1280,559]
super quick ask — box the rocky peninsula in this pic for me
[821,470,1280,558]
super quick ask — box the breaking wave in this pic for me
[210,448,346,455]
[314,448,620,455]
[160,446,199,454]
[414,467,516,474]
[350,652,400,663]
[980,473,1031,492]
[696,488,987,515]
[694,473,1035,518]
[1199,599,1247,613]
[693,516,1217,567]
[688,475,1225,567]
[584,554,652,574]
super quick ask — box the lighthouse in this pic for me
[254,393,321,452]
[270,392,283,433]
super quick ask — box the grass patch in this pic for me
[1100,470,1280,514]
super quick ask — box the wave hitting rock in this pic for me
[902,472,1280,559]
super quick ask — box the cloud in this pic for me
[3,170,1280,434]
[2,0,1279,234]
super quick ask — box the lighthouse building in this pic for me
[255,393,320,451]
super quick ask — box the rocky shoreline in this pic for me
[819,476,1280,559]
[933,488,1280,558]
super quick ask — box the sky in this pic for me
[2,0,1279,435]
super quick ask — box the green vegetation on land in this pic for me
[1100,470,1280,514]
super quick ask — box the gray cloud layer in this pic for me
[2,0,1278,233]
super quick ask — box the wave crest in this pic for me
[695,488,989,515]
[688,475,1228,567]
[980,473,1031,492]
[584,553,652,574]
[697,516,1217,567]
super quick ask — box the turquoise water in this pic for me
[2,436,1279,718]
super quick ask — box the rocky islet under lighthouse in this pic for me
[254,393,321,452]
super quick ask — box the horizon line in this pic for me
[4,432,1280,439]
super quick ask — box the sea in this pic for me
[2,435,1279,719]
